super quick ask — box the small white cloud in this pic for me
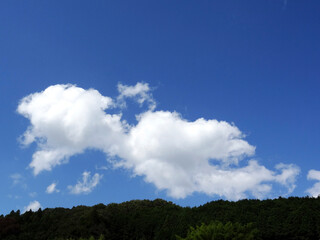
[307,169,320,181]
[68,171,103,194]
[306,169,320,197]
[274,163,300,194]
[46,182,60,194]
[307,183,320,198]
[117,82,156,110]
[23,200,41,213]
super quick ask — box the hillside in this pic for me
[1,197,320,239]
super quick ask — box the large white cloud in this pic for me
[17,83,300,200]
[117,110,255,198]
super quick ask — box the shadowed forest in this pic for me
[1,197,319,240]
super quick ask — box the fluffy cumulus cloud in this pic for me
[17,83,300,200]
[68,171,103,194]
[46,182,60,194]
[306,170,320,197]
[17,84,125,175]
[23,200,41,213]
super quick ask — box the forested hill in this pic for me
[1,197,320,240]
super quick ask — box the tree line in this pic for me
[1,197,319,239]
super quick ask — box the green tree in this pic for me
[98,234,105,240]
[176,221,259,240]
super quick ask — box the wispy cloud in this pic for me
[29,192,37,197]
[10,173,27,189]
[8,194,21,200]
[17,83,300,200]
[10,173,23,185]
[68,172,102,195]
[95,165,109,171]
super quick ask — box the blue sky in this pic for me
[1,1,320,214]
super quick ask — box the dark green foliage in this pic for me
[176,221,259,240]
[1,197,320,240]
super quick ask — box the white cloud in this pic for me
[17,84,125,175]
[68,171,103,194]
[307,183,320,198]
[306,169,320,197]
[116,111,299,199]
[274,163,300,194]
[117,111,254,198]
[18,83,300,200]
[23,200,41,213]
[307,169,320,181]
[46,182,60,194]
[117,82,156,110]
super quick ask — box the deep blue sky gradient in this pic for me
[0,0,320,214]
